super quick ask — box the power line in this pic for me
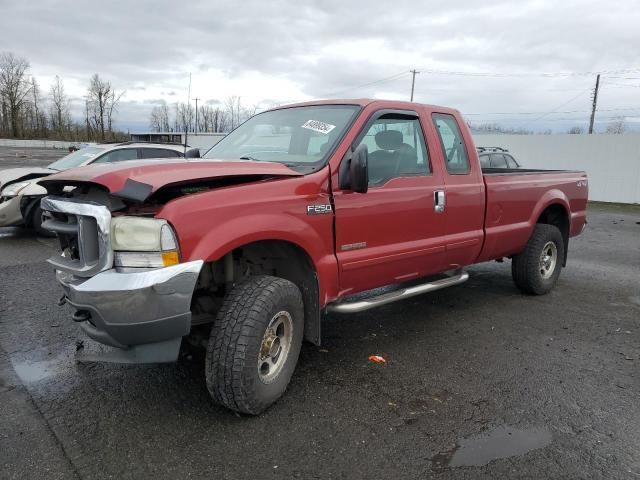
[416,68,640,78]
[322,71,411,97]
[464,106,640,116]
[529,87,592,122]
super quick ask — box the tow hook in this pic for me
[72,310,92,323]
[57,294,67,306]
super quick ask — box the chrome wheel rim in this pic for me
[539,241,558,279]
[258,311,293,384]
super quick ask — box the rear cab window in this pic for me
[432,113,470,174]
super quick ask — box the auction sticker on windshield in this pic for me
[301,120,336,134]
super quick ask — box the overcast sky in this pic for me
[2,0,640,132]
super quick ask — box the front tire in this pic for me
[205,275,304,415]
[30,205,55,237]
[512,224,565,295]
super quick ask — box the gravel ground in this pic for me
[0,149,639,479]
[0,146,67,169]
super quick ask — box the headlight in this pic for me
[1,181,32,198]
[111,216,180,268]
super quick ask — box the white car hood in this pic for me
[0,167,57,189]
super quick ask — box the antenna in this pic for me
[184,72,191,156]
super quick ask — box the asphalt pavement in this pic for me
[0,148,639,479]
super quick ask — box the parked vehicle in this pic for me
[477,146,521,168]
[0,142,199,235]
[40,99,588,414]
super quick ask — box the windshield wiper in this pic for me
[237,156,300,169]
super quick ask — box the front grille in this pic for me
[41,197,113,277]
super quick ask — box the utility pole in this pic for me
[410,69,420,102]
[193,97,200,135]
[588,74,600,134]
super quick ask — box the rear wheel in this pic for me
[512,224,564,295]
[205,275,304,415]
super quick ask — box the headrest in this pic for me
[375,130,403,150]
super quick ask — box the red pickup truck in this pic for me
[40,99,588,414]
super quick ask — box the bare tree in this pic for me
[50,75,71,138]
[567,126,584,134]
[198,104,228,133]
[225,95,241,129]
[30,77,46,136]
[173,102,194,132]
[0,52,31,137]
[605,117,626,134]
[87,74,122,141]
[106,89,125,138]
[149,101,170,132]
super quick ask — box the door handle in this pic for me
[434,190,445,213]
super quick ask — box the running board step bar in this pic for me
[326,270,469,314]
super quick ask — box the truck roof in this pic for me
[274,98,461,116]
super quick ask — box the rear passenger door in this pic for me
[431,113,485,269]
[333,110,447,295]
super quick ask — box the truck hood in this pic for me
[0,167,57,189]
[39,159,303,202]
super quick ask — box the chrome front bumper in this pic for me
[57,260,203,363]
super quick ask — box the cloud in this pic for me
[2,0,638,132]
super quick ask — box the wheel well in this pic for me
[192,240,321,345]
[536,204,569,266]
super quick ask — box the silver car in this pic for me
[0,142,199,235]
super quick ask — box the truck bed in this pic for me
[477,169,588,263]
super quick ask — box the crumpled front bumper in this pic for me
[0,195,23,226]
[57,260,203,363]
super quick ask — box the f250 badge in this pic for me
[307,204,332,215]
[577,179,588,187]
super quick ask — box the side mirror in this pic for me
[339,144,368,193]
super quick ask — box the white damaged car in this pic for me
[0,142,200,235]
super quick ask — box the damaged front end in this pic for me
[39,161,302,363]
[42,193,202,363]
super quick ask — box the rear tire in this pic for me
[512,224,564,295]
[30,205,55,237]
[205,275,304,415]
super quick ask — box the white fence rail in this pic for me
[0,139,73,149]
[473,134,640,204]
[1,135,639,203]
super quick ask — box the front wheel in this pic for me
[205,275,304,415]
[30,204,55,237]
[512,224,565,295]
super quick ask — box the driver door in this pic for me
[332,110,447,296]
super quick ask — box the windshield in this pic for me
[48,147,106,171]
[203,105,360,169]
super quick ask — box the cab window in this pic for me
[355,113,430,186]
[432,113,470,174]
